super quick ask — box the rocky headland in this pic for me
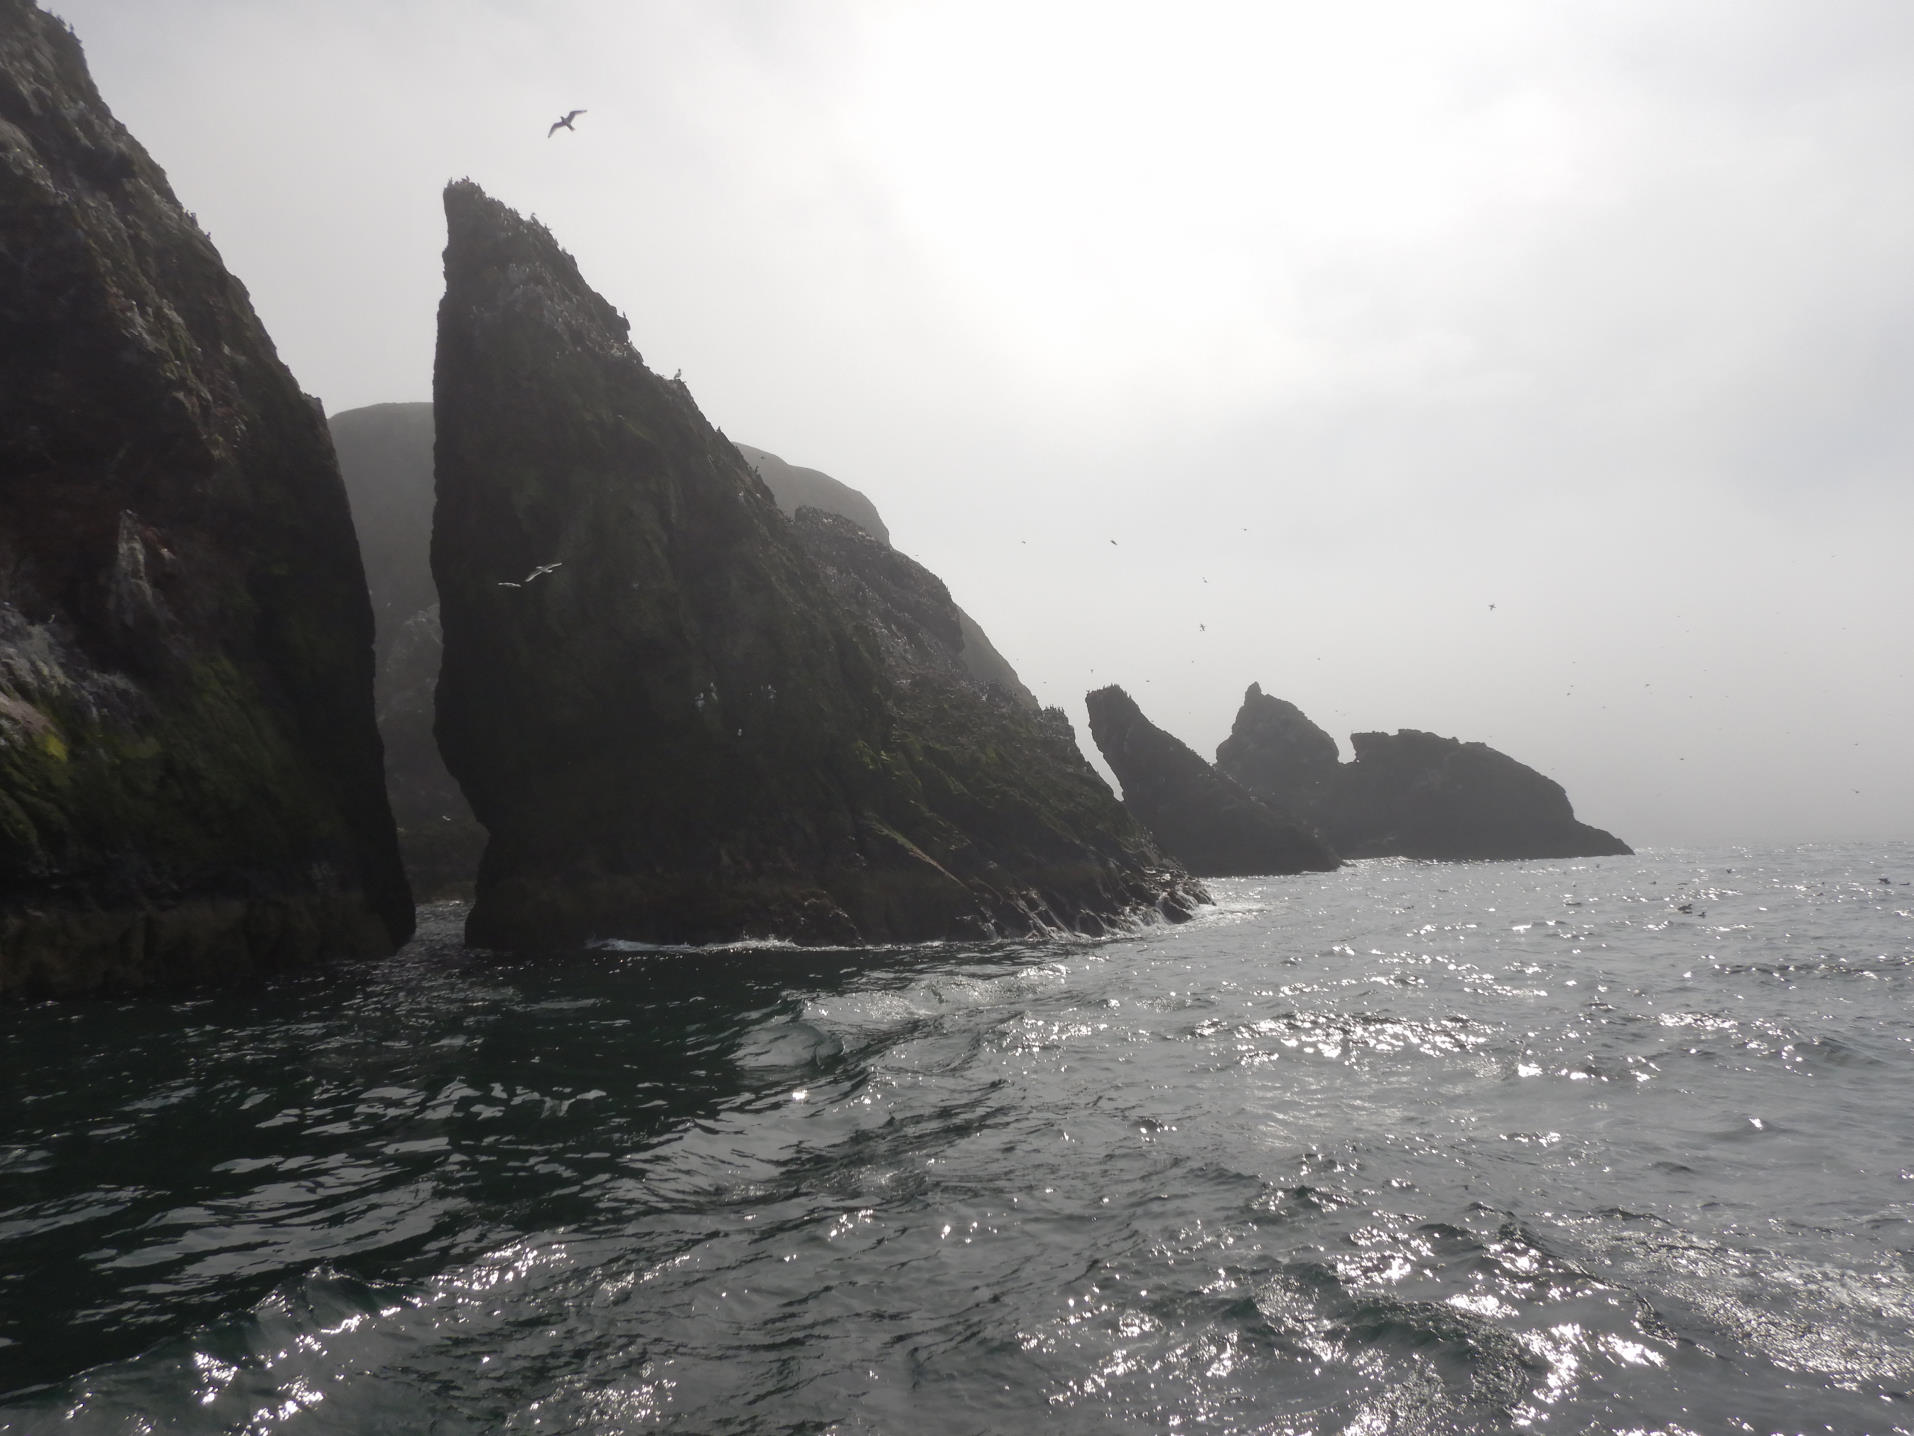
[431,181,1200,948]
[1217,683,1631,860]
[1084,685,1339,877]
[0,4,411,995]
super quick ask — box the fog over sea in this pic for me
[3,842,1911,1434]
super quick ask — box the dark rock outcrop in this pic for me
[740,442,1038,710]
[431,181,1200,949]
[329,401,483,897]
[1216,685,1631,860]
[1085,685,1339,877]
[328,404,1040,893]
[736,443,890,545]
[0,4,411,994]
[1215,682,1342,812]
[1330,729,1631,860]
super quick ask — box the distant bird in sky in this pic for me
[497,561,563,589]
[1489,603,1497,611]
[548,109,586,137]
[1109,539,1118,546]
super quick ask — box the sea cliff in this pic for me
[1217,684,1631,860]
[1085,684,1339,877]
[0,3,411,994]
[432,182,1199,948]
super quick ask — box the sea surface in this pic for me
[2,843,1911,1434]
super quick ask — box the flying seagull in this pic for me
[497,561,563,589]
[548,109,586,137]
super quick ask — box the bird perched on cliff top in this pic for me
[548,109,586,137]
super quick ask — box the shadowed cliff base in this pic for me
[1217,683,1631,861]
[431,181,1201,949]
[0,3,411,995]
[1085,684,1340,878]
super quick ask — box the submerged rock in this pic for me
[431,182,1199,948]
[1215,685,1631,860]
[1084,685,1339,878]
[0,4,411,994]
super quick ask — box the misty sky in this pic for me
[47,0,1914,847]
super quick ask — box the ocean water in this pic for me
[2,843,1911,1435]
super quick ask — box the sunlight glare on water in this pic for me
[1,843,1911,1433]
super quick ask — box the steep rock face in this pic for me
[0,4,411,994]
[736,443,889,545]
[1085,685,1339,878]
[1214,682,1342,812]
[1333,729,1631,861]
[789,508,969,684]
[432,182,1199,948]
[327,404,1033,900]
[369,603,483,897]
[329,401,482,897]
[329,402,436,652]
[741,442,1038,710]
[1215,686,1631,861]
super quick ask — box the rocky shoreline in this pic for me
[2,3,1633,994]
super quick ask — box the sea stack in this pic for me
[1084,685,1339,877]
[431,182,1199,948]
[1216,685,1631,860]
[0,3,412,994]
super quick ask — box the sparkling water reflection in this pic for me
[2,844,1911,1433]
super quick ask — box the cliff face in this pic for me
[328,402,436,656]
[1215,686,1631,861]
[1333,729,1631,860]
[1214,682,1342,810]
[736,444,890,545]
[432,182,1199,948]
[329,402,482,897]
[0,3,411,994]
[740,442,1038,710]
[1085,685,1339,878]
[329,405,1034,899]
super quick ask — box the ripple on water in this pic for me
[2,845,1913,1432]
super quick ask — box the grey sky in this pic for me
[48,0,1914,846]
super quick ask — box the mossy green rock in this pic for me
[433,182,1199,948]
[0,2,412,994]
